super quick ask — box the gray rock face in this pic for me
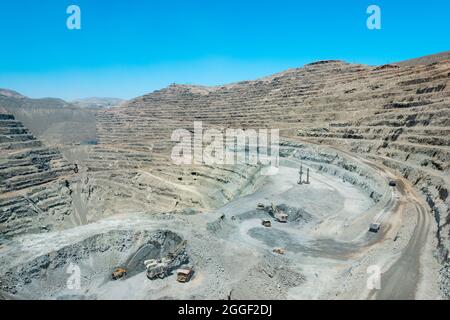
[0,229,186,298]
[0,110,76,238]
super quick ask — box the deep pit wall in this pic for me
[203,141,391,241]
[0,110,77,240]
[62,161,262,227]
[0,110,387,241]
[0,108,263,240]
[279,141,389,204]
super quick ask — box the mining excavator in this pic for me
[270,203,288,223]
[144,240,188,280]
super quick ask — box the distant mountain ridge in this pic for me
[0,88,96,145]
[71,97,126,109]
[0,88,27,99]
[0,88,72,109]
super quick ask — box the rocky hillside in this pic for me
[0,107,77,238]
[395,50,450,66]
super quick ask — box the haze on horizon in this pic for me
[0,0,449,100]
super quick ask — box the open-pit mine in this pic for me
[0,52,449,300]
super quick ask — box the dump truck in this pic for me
[111,267,127,280]
[261,219,272,227]
[273,248,285,255]
[145,240,188,280]
[176,267,194,283]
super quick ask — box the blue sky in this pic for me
[0,0,448,100]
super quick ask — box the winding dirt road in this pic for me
[376,196,430,299]
[287,137,432,299]
[334,145,431,299]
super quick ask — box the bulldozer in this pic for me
[145,240,188,280]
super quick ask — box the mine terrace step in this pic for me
[0,140,43,151]
[0,134,36,143]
